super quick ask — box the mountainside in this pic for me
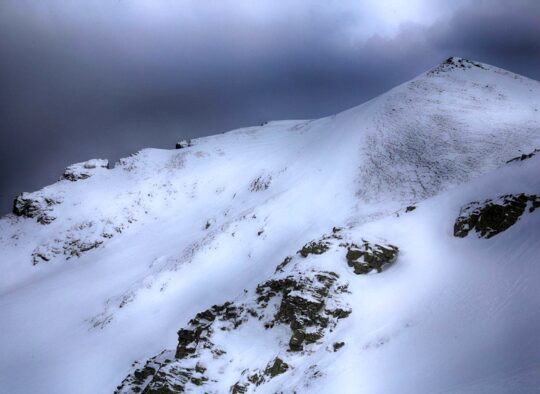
[1,57,540,393]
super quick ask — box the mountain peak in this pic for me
[427,56,489,76]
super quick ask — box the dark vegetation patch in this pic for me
[454,194,540,238]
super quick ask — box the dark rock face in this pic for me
[175,302,244,359]
[175,139,193,149]
[249,175,272,191]
[116,246,351,393]
[230,382,248,393]
[506,149,539,164]
[454,194,540,239]
[240,357,289,390]
[298,240,330,257]
[62,159,109,181]
[115,350,208,394]
[265,357,289,377]
[428,57,486,75]
[275,256,292,273]
[116,302,242,393]
[115,229,398,392]
[12,193,60,224]
[345,241,399,274]
[114,229,396,392]
[256,271,350,352]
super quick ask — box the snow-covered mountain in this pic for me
[1,57,540,393]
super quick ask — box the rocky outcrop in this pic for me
[344,241,399,275]
[115,229,399,393]
[116,268,350,393]
[428,57,486,76]
[506,149,539,164]
[12,192,61,224]
[116,232,356,393]
[297,227,343,258]
[454,194,540,238]
[62,159,108,181]
[249,174,272,192]
[298,240,330,257]
[175,139,193,149]
[31,219,124,265]
[256,270,350,352]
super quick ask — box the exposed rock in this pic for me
[275,256,292,273]
[429,57,486,76]
[175,302,244,359]
[298,240,330,258]
[265,357,289,377]
[12,192,61,224]
[115,350,207,394]
[230,382,248,393]
[117,238,352,392]
[454,193,540,238]
[506,149,539,163]
[30,220,122,265]
[345,241,399,274]
[175,139,193,149]
[297,230,344,259]
[405,205,416,213]
[249,174,272,192]
[63,159,109,181]
[257,270,349,352]
[116,303,242,393]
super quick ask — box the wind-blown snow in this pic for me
[1,58,540,393]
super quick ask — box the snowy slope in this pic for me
[1,57,540,393]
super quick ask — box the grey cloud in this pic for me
[1,0,539,213]
[428,0,540,75]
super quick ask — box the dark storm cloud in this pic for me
[1,0,539,213]
[429,0,540,76]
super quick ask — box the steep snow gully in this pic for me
[1,57,540,393]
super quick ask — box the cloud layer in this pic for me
[1,0,539,212]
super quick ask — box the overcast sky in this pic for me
[1,0,539,213]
